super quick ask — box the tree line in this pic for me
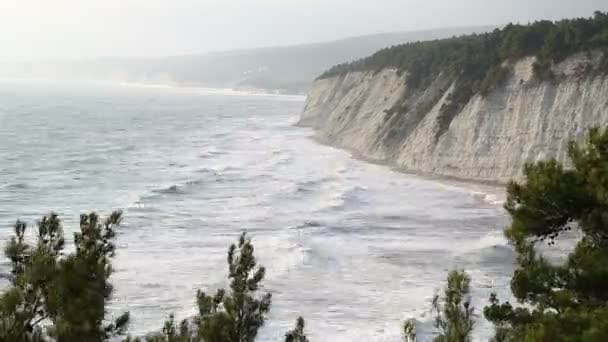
[322,11,608,85]
[2,127,608,341]
[321,11,608,123]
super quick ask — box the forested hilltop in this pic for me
[321,11,608,98]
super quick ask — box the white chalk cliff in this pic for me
[299,52,608,183]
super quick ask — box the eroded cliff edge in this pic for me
[299,54,608,183]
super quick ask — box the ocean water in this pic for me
[0,80,513,341]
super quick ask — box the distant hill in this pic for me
[0,26,493,94]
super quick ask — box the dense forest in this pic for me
[321,11,608,110]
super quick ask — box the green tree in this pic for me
[403,271,474,342]
[403,319,416,342]
[285,317,309,342]
[124,315,195,342]
[432,271,475,342]
[484,127,608,341]
[130,233,272,342]
[0,211,129,342]
[197,232,272,342]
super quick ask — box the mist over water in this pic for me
[0,80,513,341]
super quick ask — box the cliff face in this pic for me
[299,53,608,183]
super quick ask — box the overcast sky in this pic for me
[1,0,607,61]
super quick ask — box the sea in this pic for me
[0,79,514,341]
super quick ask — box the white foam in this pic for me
[116,81,306,100]
[436,181,506,206]
[471,231,509,251]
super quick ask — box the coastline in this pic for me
[306,131,507,206]
[0,77,308,100]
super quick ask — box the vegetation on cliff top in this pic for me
[321,11,608,87]
[322,12,608,144]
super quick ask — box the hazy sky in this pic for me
[1,0,607,61]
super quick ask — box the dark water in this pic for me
[0,80,513,341]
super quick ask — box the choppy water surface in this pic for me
[0,80,513,341]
